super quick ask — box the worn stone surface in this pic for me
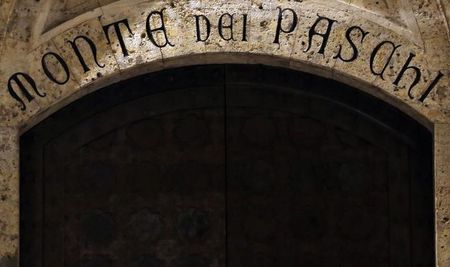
[437,186,450,267]
[51,18,120,87]
[0,1,449,128]
[435,124,450,267]
[99,0,164,70]
[0,0,449,265]
[0,127,19,265]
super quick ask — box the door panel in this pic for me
[20,65,434,267]
[43,87,225,267]
[226,85,408,266]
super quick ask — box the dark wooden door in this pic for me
[21,65,434,267]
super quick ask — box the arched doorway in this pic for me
[20,65,434,266]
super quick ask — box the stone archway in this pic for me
[0,0,450,266]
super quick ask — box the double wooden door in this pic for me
[20,65,434,266]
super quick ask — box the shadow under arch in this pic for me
[20,64,434,266]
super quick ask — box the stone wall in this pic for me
[0,0,449,266]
